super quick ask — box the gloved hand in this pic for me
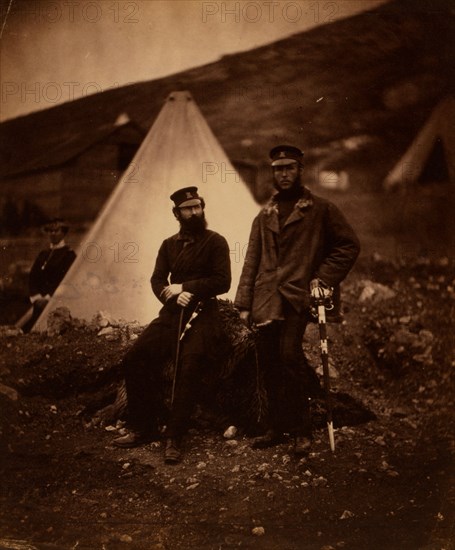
[310,278,333,299]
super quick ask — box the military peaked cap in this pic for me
[269,145,304,166]
[170,186,203,208]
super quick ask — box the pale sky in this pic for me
[0,0,389,121]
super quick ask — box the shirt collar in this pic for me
[50,239,66,250]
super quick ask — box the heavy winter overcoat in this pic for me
[235,189,360,324]
[150,228,232,358]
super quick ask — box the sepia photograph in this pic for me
[0,0,453,548]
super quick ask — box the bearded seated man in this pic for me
[112,187,231,465]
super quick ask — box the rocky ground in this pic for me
[0,255,454,550]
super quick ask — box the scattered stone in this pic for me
[340,510,355,519]
[98,327,115,337]
[0,382,19,401]
[47,307,72,336]
[186,476,198,484]
[394,328,418,346]
[223,425,238,439]
[252,526,265,536]
[312,476,328,487]
[0,326,23,337]
[358,280,396,303]
[91,311,114,329]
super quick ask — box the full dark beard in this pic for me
[179,213,207,234]
[274,176,304,201]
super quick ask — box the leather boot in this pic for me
[251,429,284,449]
[293,435,312,456]
[112,430,153,448]
[164,438,182,464]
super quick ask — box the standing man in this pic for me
[113,187,231,464]
[22,218,76,333]
[235,145,360,456]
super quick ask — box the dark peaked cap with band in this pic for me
[170,186,203,208]
[269,145,304,166]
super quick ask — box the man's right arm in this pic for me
[235,216,262,317]
[151,241,171,304]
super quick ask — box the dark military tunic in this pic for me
[29,245,76,298]
[23,244,76,332]
[123,229,231,437]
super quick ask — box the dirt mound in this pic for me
[0,256,453,549]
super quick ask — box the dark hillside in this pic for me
[1,0,452,183]
[0,0,453,259]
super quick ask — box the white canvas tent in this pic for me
[384,96,455,189]
[34,91,259,330]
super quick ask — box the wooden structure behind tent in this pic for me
[0,116,146,230]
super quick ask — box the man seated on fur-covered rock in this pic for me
[112,187,231,465]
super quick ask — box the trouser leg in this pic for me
[166,353,206,438]
[22,302,46,333]
[279,304,312,437]
[123,320,171,434]
[256,323,284,432]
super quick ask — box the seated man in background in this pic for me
[22,218,76,333]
